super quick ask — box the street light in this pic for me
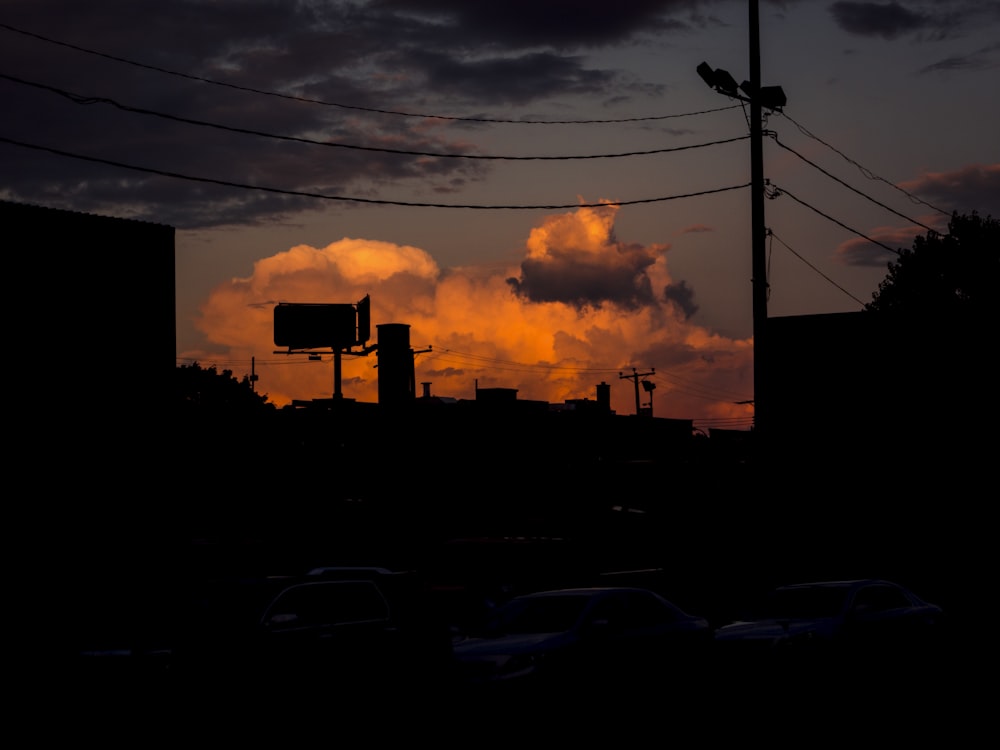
[696,61,785,112]
[697,62,741,98]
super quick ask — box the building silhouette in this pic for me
[4,199,174,452]
[12,198,985,518]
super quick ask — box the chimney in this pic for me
[596,381,611,412]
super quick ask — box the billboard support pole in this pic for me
[334,350,343,399]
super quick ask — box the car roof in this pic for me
[776,579,897,590]
[516,586,662,598]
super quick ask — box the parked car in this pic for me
[171,571,458,699]
[713,578,947,676]
[451,586,712,695]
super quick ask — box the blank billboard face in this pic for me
[274,303,357,349]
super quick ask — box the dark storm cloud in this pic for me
[367,0,691,49]
[507,244,658,311]
[383,48,618,106]
[828,1,997,41]
[663,280,699,319]
[0,0,703,228]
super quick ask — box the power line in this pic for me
[426,348,636,375]
[0,22,741,125]
[0,134,751,209]
[0,71,751,161]
[696,415,756,427]
[768,183,902,255]
[769,131,937,232]
[777,111,951,216]
[648,370,752,404]
[767,229,868,307]
[428,348,753,404]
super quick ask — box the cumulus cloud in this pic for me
[663,280,699,319]
[507,202,664,310]
[190,204,754,422]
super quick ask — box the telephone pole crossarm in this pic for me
[619,367,655,416]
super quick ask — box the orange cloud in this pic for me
[188,205,755,425]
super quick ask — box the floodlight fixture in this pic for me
[698,62,744,99]
[758,85,787,110]
[696,61,716,88]
[711,68,740,97]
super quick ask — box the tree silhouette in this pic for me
[859,210,997,465]
[176,361,274,413]
[866,210,999,322]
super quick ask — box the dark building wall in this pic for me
[767,310,988,470]
[3,199,175,442]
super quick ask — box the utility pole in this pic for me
[748,0,768,446]
[619,367,655,416]
[696,0,784,450]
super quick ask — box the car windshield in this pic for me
[485,595,591,635]
[749,585,850,620]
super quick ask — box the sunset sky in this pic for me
[3,1,997,428]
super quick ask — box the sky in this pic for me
[3,1,998,429]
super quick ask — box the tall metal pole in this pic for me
[333,350,343,399]
[749,0,768,446]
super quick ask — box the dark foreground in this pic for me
[62,452,986,743]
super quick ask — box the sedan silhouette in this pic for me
[713,578,946,673]
[451,586,712,694]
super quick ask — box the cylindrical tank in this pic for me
[377,323,414,405]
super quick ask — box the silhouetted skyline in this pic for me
[3,2,997,424]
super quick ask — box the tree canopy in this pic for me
[175,361,274,413]
[865,210,999,323]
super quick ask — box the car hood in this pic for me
[715,618,837,641]
[453,631,570,657]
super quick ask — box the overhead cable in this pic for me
[769,131,936,232]
[0,135,751,209]
[768,183,901,255]
[767,229,868,307]
[0,71,750,161]
[0,22,741,125]
[431,348,753,404]
[777,111,950,216]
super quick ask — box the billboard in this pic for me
[274,302,358,350]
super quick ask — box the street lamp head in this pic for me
[758,85,787,110]
[697,62,739,97]
[696,61,716,88]
[739,81,786,110]
[711,67,740,97]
